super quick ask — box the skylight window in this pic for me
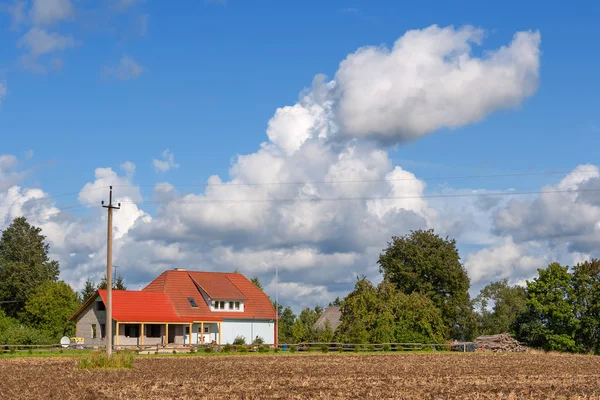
[188,298,198,307]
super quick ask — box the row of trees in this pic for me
[269,230,600,355]
[4,216,600,354]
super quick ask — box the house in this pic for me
[70,268,277,347]
[312,306,342,332]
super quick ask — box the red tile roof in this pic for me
[188,272,247,300]
[97,290,181,322]
[71,270,276,323]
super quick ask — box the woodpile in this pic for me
[474,333,526,352]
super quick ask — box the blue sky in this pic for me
[1,0,600,309]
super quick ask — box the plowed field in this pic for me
[1,353,600,399]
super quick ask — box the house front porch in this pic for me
[115,321,222,347]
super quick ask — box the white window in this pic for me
[229,301,234,309]
[219,301,225,310]
[235,301,240,310]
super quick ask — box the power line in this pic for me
[113,168,599,189]
[0,186,108,210]
[117,187,600,205]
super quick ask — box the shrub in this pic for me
[258,345,270,353]
[238,345,248,353]
[204,346,214,353]
[321,345,329,353]
[289,345,297,353]
[382,343,391,352]
[233,336,246,346]
[353,345,360,353]
[337,345,344,353]
[252,336,265,346]
[222,344,232,353]
[274,347,280,353]
[172,350,177,354]
[367,344,375,351]
[79,351,134,370]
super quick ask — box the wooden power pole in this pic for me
[102,186,120,357]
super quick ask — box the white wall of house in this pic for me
[191,323,219,344]
[221,319,274,345]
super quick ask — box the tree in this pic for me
[378,229,472,339]
[277,305,296,343]
[80,279,97,302]
[571,259,600,354]
[291,319,306,343]
[98,274,127,290]
[337,276,447,344]
[0,217,60,317]
[474,279,527,335]
[20,281,80,341]
[251,276,263,291]
[328,297,342,307]
[515,263,580,352]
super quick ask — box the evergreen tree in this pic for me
[80,279,97,302]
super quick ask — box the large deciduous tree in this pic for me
[378,229,472,339]
[337,276,447,344]
[474,279,527,335]
[515,263,580,352]
[571,259,600,354]
[20,281,80,341]
[0,217,60,317]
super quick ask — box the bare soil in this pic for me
[1,353,600,399]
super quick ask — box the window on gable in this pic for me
[188,298,198,308]
[229,301,234,310]
[91,324,97,339]
[219,301,225,310]
[235,301,240,310]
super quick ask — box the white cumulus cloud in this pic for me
[104,55,144,80]
[152,149,178,173]
[30,0,74,25]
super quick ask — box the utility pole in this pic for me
[102,186,120,358]
[275,264,278,348]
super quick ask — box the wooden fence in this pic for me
[0,341,475,354]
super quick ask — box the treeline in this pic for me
[272,230,600,355]
[3,216,600,354]
[0,217,125,345]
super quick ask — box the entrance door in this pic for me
[203,325,211,344]
[184,326,190,345]
[168,325,176,344]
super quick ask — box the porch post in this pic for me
[188,323,192,346]
[115,322,119,346]
[218,322,222,344]
[165,323,169,345]
[141,323,145,346]
[201,322,204,344]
